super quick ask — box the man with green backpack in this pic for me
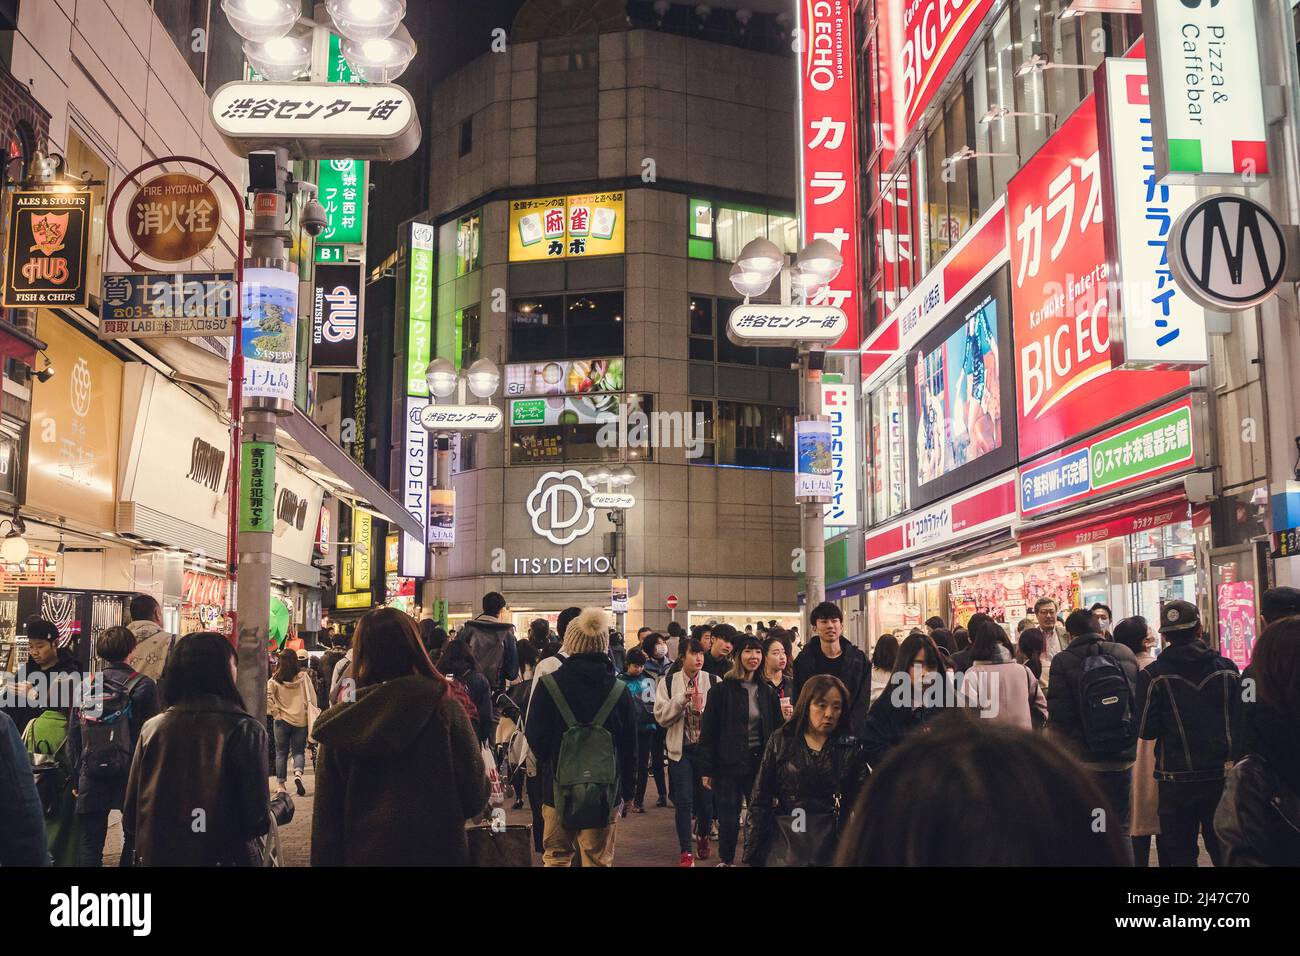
[524,607,638,867]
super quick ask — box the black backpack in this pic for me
[1075,644,1135,755]
[78,670,145,780]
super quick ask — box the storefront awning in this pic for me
[279,408,424,542]
[0,321,44,367]
[827,563,913,601]
[1017,489,1191,559]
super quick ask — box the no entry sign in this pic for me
[666,594,678,610]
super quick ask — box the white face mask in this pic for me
[654,646,666,658]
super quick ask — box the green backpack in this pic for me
[541,674,625,830]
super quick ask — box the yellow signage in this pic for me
[28,313,123,529]
[340,554,354,593]
[509,192,625,262]
[351,509,372,591]
[385,532,400,574]
[335,591,372,610]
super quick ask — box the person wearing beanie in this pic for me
[524,608,638,867]
[696,634,782,866]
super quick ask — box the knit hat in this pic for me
[562,607,612,655]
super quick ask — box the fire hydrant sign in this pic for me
[126,173,222,262]
[240,441,276,534]
[3,190,92,307]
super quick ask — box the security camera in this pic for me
[35,358,54,383]
[300,197,328,238]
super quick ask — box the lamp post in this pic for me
[586,464,637,637]
[422,358,502,625]
[727,236,844,630]
[218,0,417,721]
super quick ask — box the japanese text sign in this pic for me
[798,0,861,350]
[240,442,276,534]
[407,223,434,396]
[100,272,239,339]
[127,173,221,263]
[1097,59,1207,370]
[241,268,298,402]
[509,193,625,261]
[822,381,859,527]
[1008,95,1188,458]
[316,159,366,246]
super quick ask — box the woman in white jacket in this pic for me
[653,636,719,867]
[959,616,1047,730]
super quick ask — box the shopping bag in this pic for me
[482,742,506,808]
[466,824,533,867]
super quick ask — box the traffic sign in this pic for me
[666,594,678,610]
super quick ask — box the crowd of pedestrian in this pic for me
[2,585,1297,869]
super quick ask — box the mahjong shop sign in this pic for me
[1019,400,1196,517]
[210,81,420,162]
[509,193,625,262]
[240,442,276,533]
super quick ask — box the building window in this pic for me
[459,117,473,157]
[456,305,481,370]
[689,400,794,470]
[510,394,652,465]
[691,398,715,464]
[509,292,624,361]
[868,366,909,525]
[456,210,482,275]
[688,295,797,369]
[152,0,210,83]
[691,199,798,263]
[65,130,109,302]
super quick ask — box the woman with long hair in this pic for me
[854,630,950,765]
[1113,615,1159,866]
[122,632,270,866]
[696,634,782,866]
[760,634,794,721]
[744,675,870,866]
[418,619,448,668]
[835,720,1129,866]
[267,649,316,796]
[960,616,1047,729]
[869,634,899,706]
[437,638,494,744]
[310,608,487,866]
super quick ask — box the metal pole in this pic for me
[421,433,452,625]
[236,146,293,724]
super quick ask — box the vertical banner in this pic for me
[894,0,997,145]
[310,262,364,370]
[1142,0,1270,182]
[239,442,276,533]
[316,159,366,246]
[385,532,400,574]
[797,0,861,350]
[400,397,429,577]
[241,268,298,401]
[611,579,629,614]
[1097,59,1207,370]
[795,417,835,501]
[821,381,859,527]
[429,489,455,547]
[407,223,434,396]
[351,509,373,592]
[3,190,92,307]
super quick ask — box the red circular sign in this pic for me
[666,594,678,610]
[127,172,222,262]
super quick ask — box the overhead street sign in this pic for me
[419,404,504,433]
[1170,195,1289,312]
[210,81,422,162]
[726,304,849,348]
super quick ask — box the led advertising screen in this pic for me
[908,267,1017,508]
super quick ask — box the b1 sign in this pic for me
[797,0,861,350]
[210,82,421,162]
[1097,59,1207,370]
[1142,0,1269,182]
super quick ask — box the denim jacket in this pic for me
[1136,640,1243,783]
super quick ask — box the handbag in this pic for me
[466,824,533,867]
[482,742,506,808]
[764,810,839,867]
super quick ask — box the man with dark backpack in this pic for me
[69,626,159,867]
[1047,608,1140,858]
[524,607,637,867]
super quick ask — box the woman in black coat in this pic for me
[437,638,494,745]
[855,631,951,768]
[697,635,782,866]
[744,674,871,866]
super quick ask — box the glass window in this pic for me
[767,212,799,255]
[944,85,976,252]
[985,11,1020,198]
[689,297,714,361]
[456,305,481,370]
[153,0,210,83]
[715,205,768,263]
[713,401,794,470]
[65,131,109,302]
[511,395,651,465]
[1014,0,1051,159]
[459,117,473,158]
[924,119,949,267]
[509,293,624,361]
[1041,0,1086,119]
[456,211,482,276]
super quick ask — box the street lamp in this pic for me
[325,0,407,41]
[425,357,459,399]
[221,0,300,42]
[728,236,843,303]
[466,358,501,399]
[243,24,315,81]
[342,24,418,83]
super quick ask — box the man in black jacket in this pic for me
[1137,600,1243,867]
[525,608,637,867]
[459,591,519,695]
[793,602,867,710]
[1047,609,1140,855]
[702,624,736,679]
[3,618,80,735]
